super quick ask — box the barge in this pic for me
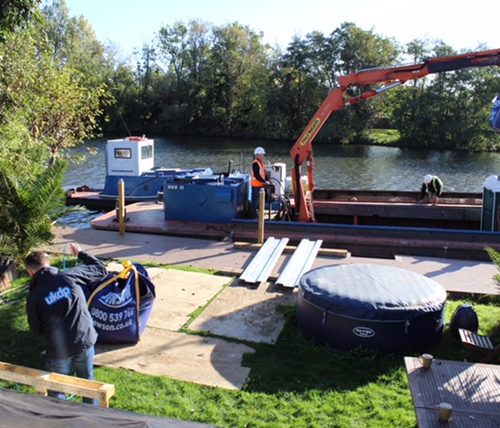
[68,137,500,260]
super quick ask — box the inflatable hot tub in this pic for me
[297,264,447,352]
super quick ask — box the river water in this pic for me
[65,136,500,193]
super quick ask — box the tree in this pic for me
[0,2,109,260]
[268,23,400,143]
[0,0,39,38]
[157,20,213,134]
[155,21,272,137]
[0,28,106,165]
[391,42,500,151]
[268,36,324,139]
[207,22,270,136]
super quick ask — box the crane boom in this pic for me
[290,48,500,222]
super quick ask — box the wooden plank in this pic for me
[415,407,500,427]
[0,361,115,407]
[233,241,348,257]
[404,357,500,427]
[276,239,323,288]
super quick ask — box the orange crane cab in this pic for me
[290,48,500,222]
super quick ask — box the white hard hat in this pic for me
[424,174,433,184]
[254,146,266,155]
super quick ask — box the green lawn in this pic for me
[1,270,499,428]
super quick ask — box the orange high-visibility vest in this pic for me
[251,158,267,188]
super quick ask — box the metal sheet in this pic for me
[276,239,323,288]
[239,237,289,284]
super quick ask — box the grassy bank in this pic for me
[363,129,401,146]
[1,269,499,427]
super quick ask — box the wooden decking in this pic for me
[404,356,500,427]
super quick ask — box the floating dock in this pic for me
[90,200,500,261]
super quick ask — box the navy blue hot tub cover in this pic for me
[299,264,446,321]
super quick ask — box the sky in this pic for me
[64,0,499,59]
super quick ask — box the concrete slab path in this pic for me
[95,327,254,390]
[190,281,296,344]
[93,266,256,390]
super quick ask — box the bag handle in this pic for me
[87,261,135,306]
[133,266,141,333]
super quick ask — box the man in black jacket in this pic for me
[25,243,107,404]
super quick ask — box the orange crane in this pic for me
[290,48,500,222]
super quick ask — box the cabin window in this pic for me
[141,145,153,159]
[114,148,132,159]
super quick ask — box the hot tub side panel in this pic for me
[297,293,445,352]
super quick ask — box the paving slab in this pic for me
[190,281,296,344]
[145,268,231,331]
[95,327,254,390]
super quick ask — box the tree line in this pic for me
[3,1,500,161]
[0,0,499,261]
[109,21,500,151]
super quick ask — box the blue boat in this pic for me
[100,136,211,201]
[67,136,252,221]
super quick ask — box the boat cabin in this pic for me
[106,136,154,176]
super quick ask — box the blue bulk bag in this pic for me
[491,96,500,131]
[86,262,156,344]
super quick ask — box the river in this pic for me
[65,136,500,193]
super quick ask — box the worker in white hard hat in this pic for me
[419,174,443,206]
[250,146,270,217]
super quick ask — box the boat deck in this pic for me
[313,190,482,228]
[72,187,483,229]
[315,199,481,228]
[66,189,118,211]
[91,202,232,239]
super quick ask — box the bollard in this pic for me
[257,188,265,244]
[118,179,126,235]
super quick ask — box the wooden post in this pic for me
[258,188,265,244]
[118,179,126,235]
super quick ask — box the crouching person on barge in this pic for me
[419,174,444,206]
